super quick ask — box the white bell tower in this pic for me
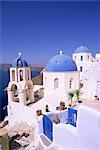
[72,45,94,80]
[7,52,34,105]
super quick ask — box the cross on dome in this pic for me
[18,51,22,58]
[80,45,84,47]
[59,50,63,55]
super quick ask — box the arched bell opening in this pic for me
[19,70,23,81]
[25,83,34,104]
[11,84,19,102]
[12,70,15,81]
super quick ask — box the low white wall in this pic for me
[38,116,43,134]
[46,109,68,123]
[38,109,68,135]
[77,105,100,150]
[8,102,38,127]
[53,123,80,149]
[53,105,100,150]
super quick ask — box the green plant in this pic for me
[67,91,75,103]
[75,89,83,100]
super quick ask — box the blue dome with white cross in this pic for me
[45,50,77,72]
[12,52,28,67]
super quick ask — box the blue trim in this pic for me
[43,115,53,141]
[12,58,28,67]
[68,108,77,127]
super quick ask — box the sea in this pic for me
[0,70,40,121]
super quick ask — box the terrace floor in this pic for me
[81,99,100,112]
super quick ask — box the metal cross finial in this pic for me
[81,45,84,47]
[18,51,22,58]
[59,50,63,55]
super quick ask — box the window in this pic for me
[74,56,76,61]
[54,78,59,89]
[12,70,15,81]
[27,70,29,80]
[69,78,73,89]
[80,66,82,72]
[17,60,22,67]
[19,70,23,81]
[88,55,89,60]
[80,56,83,61]
[14,85,18,97]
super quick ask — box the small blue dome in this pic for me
[45,50,77,72]
[74,45,90,53]
[12,52,28,67]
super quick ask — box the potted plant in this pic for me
[45,105,49,112]
[53,114,60,124]
[36,110,42,116]
[60,101,65,110]
[75,89,83,103]
[67,91,75,107]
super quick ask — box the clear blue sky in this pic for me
[1,1,100,66]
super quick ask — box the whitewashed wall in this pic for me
[53,105,100,150]
[77,105,100,150]
[43,71,80,97]
[72,52,94,80]
[8,101,38,126]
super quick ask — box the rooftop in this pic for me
[81,99,100,112]
[74,45,90,53]
[12,52,28,68]
[45,50,77,72]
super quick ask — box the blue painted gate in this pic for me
[43,115,53,141]
[68,108,77,127]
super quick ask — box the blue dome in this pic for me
[12,52,28,67]
[45,51,77,72]
[74,45,90,53]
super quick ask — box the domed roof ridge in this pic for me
[45,50,77,72]
[12,52,28,67]
[74,45,90,53]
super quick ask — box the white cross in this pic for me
[81,45,84,47]
[18,51,22,57]
[59,50,63,55]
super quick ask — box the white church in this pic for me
[7,45,100,107]
[5,45,100,150]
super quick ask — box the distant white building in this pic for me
[72,45,95,80]
[73,45,100,99]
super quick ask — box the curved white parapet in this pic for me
[77,105,100,150]
[53,105,100,150]
[53,123,79,149]
[39,134,58,150]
